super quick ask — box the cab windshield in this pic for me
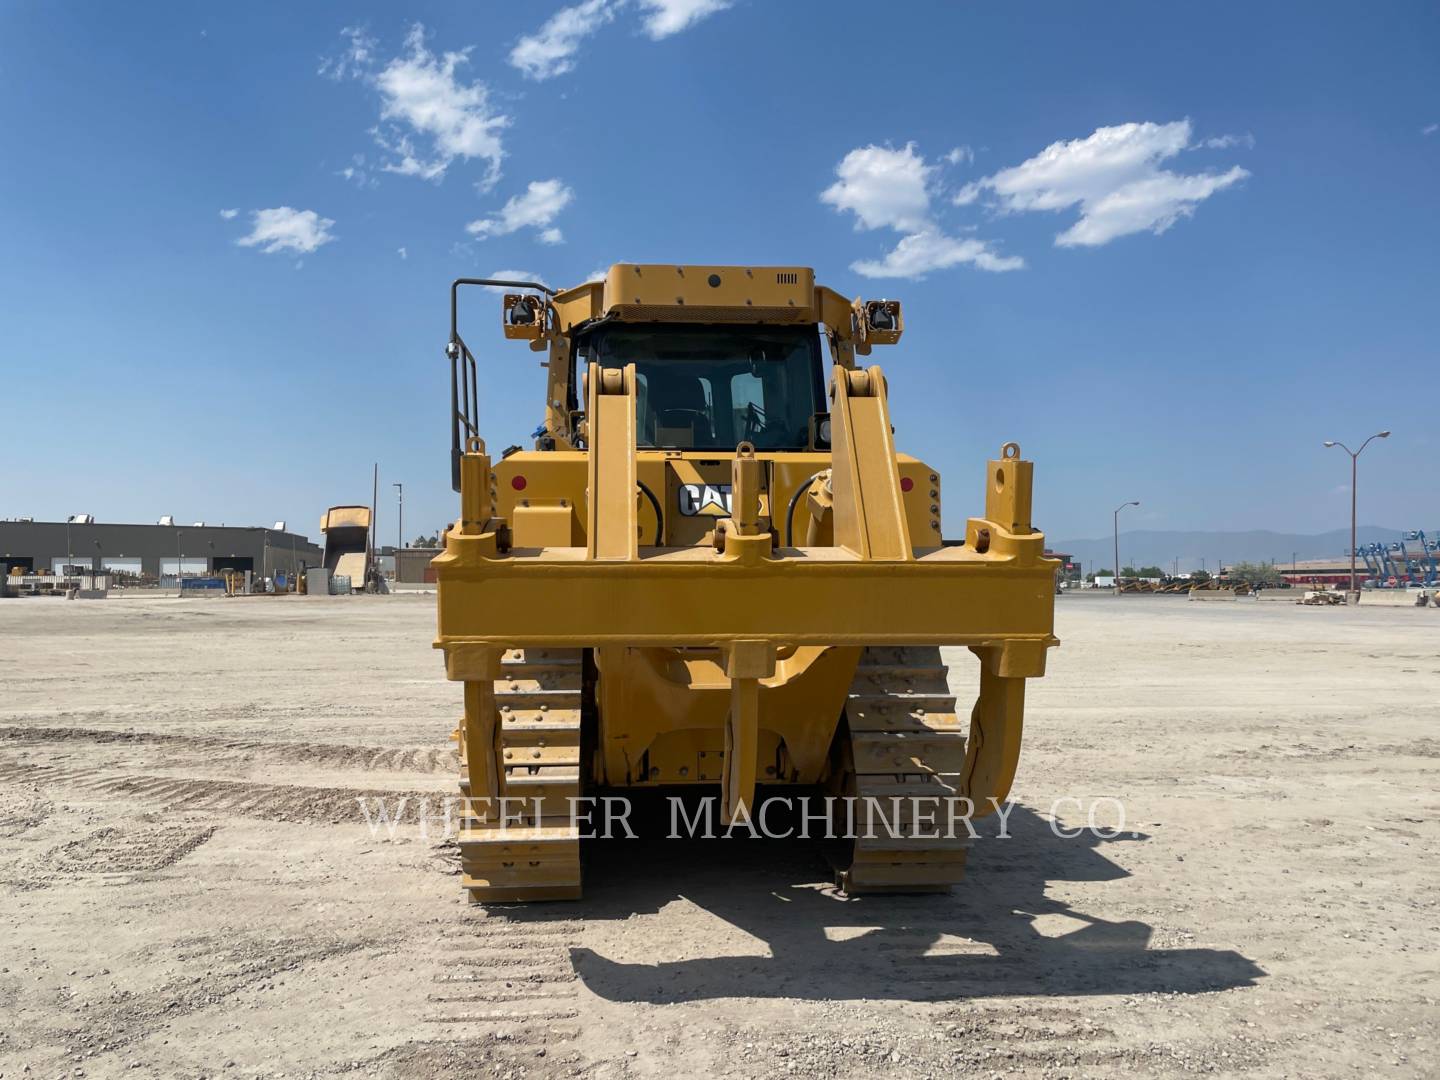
[581,323,823,450]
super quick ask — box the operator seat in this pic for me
[649,374,713,444]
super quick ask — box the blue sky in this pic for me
[1,2,1436,545]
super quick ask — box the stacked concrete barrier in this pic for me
[1360,589,1433,608]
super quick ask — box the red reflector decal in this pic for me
[899,476,914,492]
[511,475,528,491]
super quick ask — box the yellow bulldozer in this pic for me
[433,265,1058,901]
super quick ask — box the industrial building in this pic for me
[376,545,443,583]
[0,518,322,582]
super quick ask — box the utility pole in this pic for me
[393,483,404,581]
[1113,500,1139,592]
[1324,431,1390,595]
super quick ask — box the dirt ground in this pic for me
[0,594,1435,1079]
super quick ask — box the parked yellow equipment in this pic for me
[319,505,372,589]
[433,265,1058,901]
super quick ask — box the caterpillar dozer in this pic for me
[433,265,1058,901]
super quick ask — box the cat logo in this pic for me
[678,483,732,517]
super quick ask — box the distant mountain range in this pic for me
[1047,526,1429,574]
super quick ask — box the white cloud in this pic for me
[319,26,377,81]
[218,208,238,220]
[944,145,974,166]
[823,143,1019,278]
[1054,167,1248,247]
[467,179,575,242]
[1197,132,1255,150]
[483,270,549,293]
[375,26,509,187]
[981,122,1192,213]
[637,0,731,39]
[337,154,376,188]
[510,0,617,80]
[397,247,408,260]
[852,229,1024,278]
[324,25,510,189]
[508,0,730,80]
[951,181,980,206]
[821,143,935,233]
[1424,123,1438,136]
[234,208,337,256]
[963,120,1250,247]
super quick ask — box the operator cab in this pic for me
[574,322,826,451]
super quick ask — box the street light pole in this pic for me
[1113,500,1140,592]
[393,482,403,580]
[1324,431,1390,594]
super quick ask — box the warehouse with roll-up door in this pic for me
[0,517,322,584]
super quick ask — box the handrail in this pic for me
[447,278,556,492]
[449,276,556,343]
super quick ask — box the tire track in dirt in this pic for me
[411,912,586,1070]
[0,788,53,835]
[0,761,450,826]
[47,931,376,1061]
[45,823,217,872]
[3,821,219,891]
[0,725,457,774]
[926,1000,1282,1074]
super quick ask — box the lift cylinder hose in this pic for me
[637,481,664,546]
[784,470,827,546]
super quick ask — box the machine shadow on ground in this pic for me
[490,802,1264,1004]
